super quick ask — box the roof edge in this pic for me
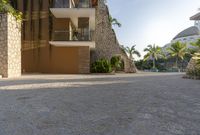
[190,12,200,20]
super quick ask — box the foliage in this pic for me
[143,44,162,69]
[167,41,187,68]
[91,58,112,73]
[135,59,167,71]
[192,53,200,65]
[110,56,121,71]
[191,38,200,52]
[135,60,151,70]
[0,0,22,21]
[122,45,141,60]
[109,15,121,27]
[119,59,124,71]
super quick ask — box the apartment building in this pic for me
[9,0,97,74]
[0,0,135,77]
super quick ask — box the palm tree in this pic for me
[167,41,187,69]
[144,44,162,69]
[122,45,141,60]
[109,15,122,28]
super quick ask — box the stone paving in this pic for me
[0,73,199,135]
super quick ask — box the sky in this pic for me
[107,0,200,59]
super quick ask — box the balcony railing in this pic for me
[51,30,95,41]
[52,0,93,8]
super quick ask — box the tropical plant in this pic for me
[122,45,141,60]
[167,41,187,69]
[191,38,200,52]
[110,56,121,71]
[91,58,112,73]
[109,15,121,27]
[192,53,200,65]
[0,0,22,21]
[143,44,162,69]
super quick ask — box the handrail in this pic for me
[52,30,95,41]
[52,0,93,8]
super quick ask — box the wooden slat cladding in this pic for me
[79,47,90,73]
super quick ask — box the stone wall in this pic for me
[120,50,137,73]
[92,0,137,73]
[186,58,200,79]
[0,13,21,78]
[92,0,120,62]
[186,59,197,73]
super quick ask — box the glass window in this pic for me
[53,0,69,8]
[79,0,91,8]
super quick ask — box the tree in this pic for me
[122,45,141,60]
[167,41,187,69]
[109,15,121,28]
[143,44,162,69]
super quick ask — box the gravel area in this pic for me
[0,73,199,135]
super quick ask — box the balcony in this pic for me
[49,30,95,48]
[52,0,95,8]
[50,0,95,30]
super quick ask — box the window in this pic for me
[53,0,69,8]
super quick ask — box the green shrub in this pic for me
[91,58,112,73]
[110,56,121,70]
[0,0,22,21]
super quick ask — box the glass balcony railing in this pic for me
[52,0,93,8]
[53,0,70,8]
[77,0,92,8]
[51,30,95,41]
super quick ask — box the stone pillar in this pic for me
[0,13,21,78]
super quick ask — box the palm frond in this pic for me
[133,50,141,57]
[143,53,151,61]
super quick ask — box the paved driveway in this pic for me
[0,73,199,135]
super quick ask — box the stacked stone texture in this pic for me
[186,59,196,73]
[0,13,21,78]
[186,58,200,78]
[93,0,137,73]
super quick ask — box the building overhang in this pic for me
[50,8,95,18]
[49,41,95,49]
[50,8,95,29]
[190,12,200,20]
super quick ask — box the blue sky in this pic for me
[107,0,200,59]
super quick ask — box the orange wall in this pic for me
[22,46,90,74]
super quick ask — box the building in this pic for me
[171,12,200,48]
[161,12,200,70]
[14,0,98,74]
[0,0,135,77]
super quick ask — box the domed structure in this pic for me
[173,26,200,40]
